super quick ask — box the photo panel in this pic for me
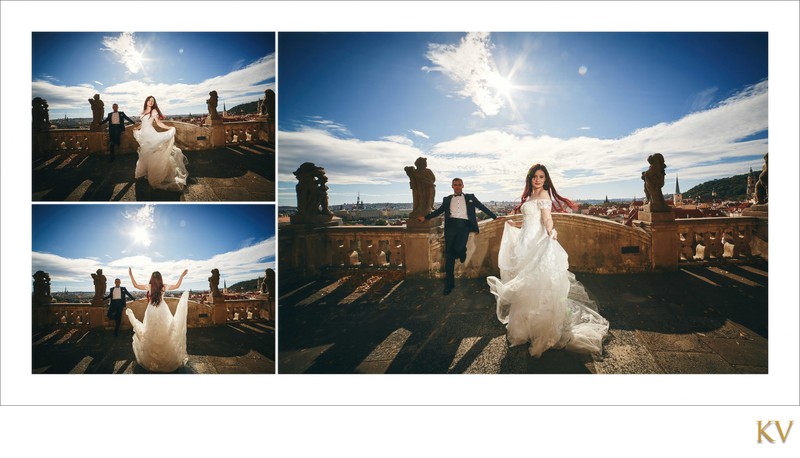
[31,203,276,374]
[31,32,276,202]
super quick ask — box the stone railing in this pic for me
[224,121,269,144]
[279,224,407,288]
[32,119,272,157]
[226,298,271,321]
[32,296,270,332]
[279,213,768,288]
[676,216,766,263]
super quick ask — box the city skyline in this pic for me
[32,32,275,120]
[279,32,768,204]
[32,204,275,292]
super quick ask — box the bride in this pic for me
[133,96,189,192]
[125,267,190,372]
[487,164,609,358]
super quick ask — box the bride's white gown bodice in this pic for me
[487,199,609,357]
[125,289,189,372]
[133,112,189,192]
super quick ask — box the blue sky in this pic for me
[32,32,275,119]
[278,32,768,204]
[32,204,276,292]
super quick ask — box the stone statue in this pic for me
[266,268,275,299]
[263,89,275,120]
[32,270,54,303]
[293,162,332,218]
[641,153,670,212]
[207,90,220,120]
[755,153,768,205]
[91,268,107,301]
[89,94,104,130]
[32,97,50,132]
[209,268,222,297]
[404,157,436,218]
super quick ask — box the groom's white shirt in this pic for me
[112,287,121,300]
[449,194,468,220]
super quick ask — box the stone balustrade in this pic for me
[226,298,271,321]
[676,216,765,263]
[224,121,269,144]
[32,296,270,332]
[280,212,768,289]
[32,119,271,157]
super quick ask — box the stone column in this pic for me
[403,229,441,276]
[639,207,678,271]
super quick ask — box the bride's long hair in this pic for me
[149,271,164,306]
[142,95,165,120]
[513,163,577,214]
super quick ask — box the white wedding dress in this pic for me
[487,199,609,357]
[125,289,189,372]
[132,112,189,191]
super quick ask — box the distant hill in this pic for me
[228,278,260,292]
[227,101,259,115]
[683,173,752,201]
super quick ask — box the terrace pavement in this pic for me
[32,141,275,202]
[278,261,768,374]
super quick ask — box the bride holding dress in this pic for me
[132,95,189,192]
[125,267,190,372]
[487,164,609,358]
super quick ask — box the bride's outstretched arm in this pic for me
[154,117,173,131]
[128,267,147,290]
[167,269,189,290]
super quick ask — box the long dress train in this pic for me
[132,112,189,191]
[125,290,189,372]
[487,199,609,357]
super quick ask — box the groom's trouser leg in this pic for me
[445,220,470,289]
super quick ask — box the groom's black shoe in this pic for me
[459,250,467,263]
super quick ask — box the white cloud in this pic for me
[409,129,430,139]
[423,32,506,117]
[690,86,719,112]
[578,126,591,131]
[124,204,156,229]
[382,135,414,146]
[94,80,103,86]
[32,52,276,116]
[279,80,768,200]
[33,238,276,291]
[578,66,588,76]
[101,32,143,74]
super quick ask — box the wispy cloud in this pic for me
[94,80,103,86]
[422,32,506,117]
[409,129,430,139]
[101,32,143,74]
[280,80,768,199]
[33,238,276,291]
[382,135,414,146]
[689,86,718,112]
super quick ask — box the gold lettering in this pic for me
[775,421,794,443]
[758,421,774,443]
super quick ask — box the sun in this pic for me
[488,72,514,97]
[131,226,151,246]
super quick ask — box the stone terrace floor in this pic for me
[278,262,768,374]
[32,141,275,202]
[33,320,275,374]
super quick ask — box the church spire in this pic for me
[675,175,681,194]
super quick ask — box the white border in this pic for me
[3,0,799,409]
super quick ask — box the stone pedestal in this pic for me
[639,210,678,271]
[88,307,105,329]
[404,229,438,276]
[209,121,225,147]
[211,296,227,325]
[88,134,105,154]
[742,204,768,218]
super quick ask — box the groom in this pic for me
[104,278,136,337]
[418,178,497,295]
[99,103,135,162]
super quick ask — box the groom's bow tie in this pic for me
[454,193,463,197]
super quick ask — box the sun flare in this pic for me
[131,226,151,246]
